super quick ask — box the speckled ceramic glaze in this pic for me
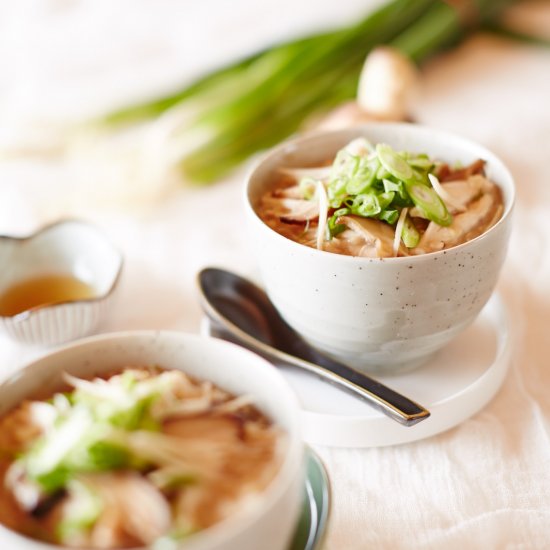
[0,220,123,346]
[245,124,514,374]
[0,331,304,550]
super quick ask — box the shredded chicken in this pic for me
[260,194,319,222]
[336,216,409,257]
[63,473,171,548]
[0,402,45,455]
[413,180,502,254]
[437,176,485,213]
[272,185,305,199]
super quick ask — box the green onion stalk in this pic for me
[103,0,519,184]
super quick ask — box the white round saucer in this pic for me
[202,292,512,448]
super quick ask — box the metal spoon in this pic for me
[197,267,430,427]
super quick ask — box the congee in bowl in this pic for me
[245,123,514,374]
[0,332,304,550]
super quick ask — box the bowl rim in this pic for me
[244,122,515,264]
[0,218,124,320]
[0,330,304,550]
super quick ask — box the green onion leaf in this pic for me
[376,143,413,181]
[377,191,395,210]
[405,181,452,226]
[402,215,420,247]
[299,177,317,200]
[349,192,381,217]
[101,0,519,183]
[57,479,103,545]
[345,157,379,195]
[326,211,348,239]
[407,156,434,170]
[379,209,399,224]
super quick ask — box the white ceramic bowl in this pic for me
[0,220,122,346]
[0,331,304,550]
[245,123,515,374]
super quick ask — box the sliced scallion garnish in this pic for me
[402,214,420,248]
[405,181,452,226]
[376,143,413,182]
[345,157,379,195]
[408,156,434,170]
[298,139,454,246]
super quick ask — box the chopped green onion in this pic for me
[393,207,408,256]
[377,191,396,210]
[376,164,391,181]
[299,177,317,200]
[408,168,429,185]
[304,139,456,248]
[334,207,351,217]
[402,215,420,247]
[407,156,434,170]
[14,371,193,497]
[24,407,95,490]
[153,526,196,550]
[345,157,379,194]
[350,192,381,217]
[382,178,410,205]
[376,143,413,181]
[405,181,452,226]
[326,208,350,239]
[148,469,197,491]
[57,479,103,544]
[382,178,401,194]
[379,209,399,224]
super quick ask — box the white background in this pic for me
[1,1,550,548]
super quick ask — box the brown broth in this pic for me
[0,274,96,316]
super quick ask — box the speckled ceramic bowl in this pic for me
[0,331,305,550]
[245,123,514,374]
[0,220,123,346]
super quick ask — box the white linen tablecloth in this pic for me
[1,1,550,548]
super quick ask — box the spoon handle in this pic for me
[208,323,429,427]
[277,351,429,427]
[198,267,430,427]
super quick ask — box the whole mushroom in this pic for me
[311,46,420,131]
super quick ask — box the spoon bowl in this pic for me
[197,268,430,427]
